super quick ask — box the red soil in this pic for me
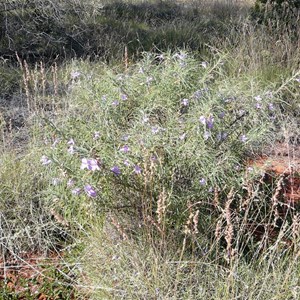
[0,251,74,299]
[246,142,300,245]
[250,142,300,205]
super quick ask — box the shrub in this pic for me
[252,0,300,24]
[36,51,300,261]
[0,151,70,255]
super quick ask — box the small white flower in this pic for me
[142,116,149,123]
[68,146,75,155]
[93,131,100,140]
[254,95,262,102]
[124,160,130,167]
[179,133,186,140]
[181,99,189,106]
[146,77,153,85]
[72,188,81,195]
[51,178,61,186]
[201,61,208,69]
[240,135,247,143]
[199,116,206,125]
[41,155,52,165]
[203,131,211,140]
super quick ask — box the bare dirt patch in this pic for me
[0,251,76,299]
[251,142,300,205]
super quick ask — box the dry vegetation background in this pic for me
[0,0,300,299]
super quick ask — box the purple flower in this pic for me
[84,185,97,198]
[111,166,121,176]
[121,134,130,141]
[265,91,273,98]
[112,100,119,106]
[218,112,225,119]
[268,103,275,111]
[120,94,128,101]
[72,188,81,195]
[199,116,206,125]
[134,165,142,174]
[71,71,81,79]
[80,158,100,171]
[120,145,130,153]
[193,90,203,99]
[235,165,241,171]
[240,134,247,143]
[201,115,213,127]
[255,103,262,109]
[206,116,214,130]
[150,155,158,162]
[217,132,227,141]
[41,155,52,165]
[181,98,189,106]
[199,178,206,186]
[222,132,228,140]
[180,53,187,60]
[67,138,75,145]
[151,127,159,134]
[67,179,75,187]
[295,78,300,83]
[51,138,60,148]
